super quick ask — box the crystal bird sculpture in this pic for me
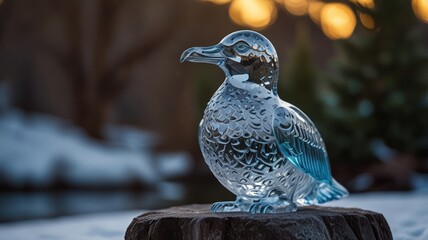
[180,30,348,213]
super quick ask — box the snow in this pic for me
[0,210,142,240]
[326,192,428,240]
[156,152,193,179]
[0,109,192,189]
[0,192,427,240]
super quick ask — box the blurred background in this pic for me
[0,0,428,222]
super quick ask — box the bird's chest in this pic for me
[202,86,276,140]
[199,86,285,174]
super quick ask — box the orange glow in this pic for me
[308,1,325,24]
[202,0,232,5]
[321,3,356,40]
[412,0,428,23]
[359,12,375,29]
[353,0,375,9]
[229,0,277,30]
[282,0,309,16]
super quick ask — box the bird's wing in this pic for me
[272,104,332,183]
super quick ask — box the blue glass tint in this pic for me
[181,30,348,213]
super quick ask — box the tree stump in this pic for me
[125,204,392,240]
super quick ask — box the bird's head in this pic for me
[180,30,279,94]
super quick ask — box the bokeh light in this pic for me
[321,3,356,40]
[412,0,428,23]
[229,0,277,30]
[353,0,375,9]
[202,0,232,5]
[308,1,325,24]
[282,0,309,16]
[359,12,375,29]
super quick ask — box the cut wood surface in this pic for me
[125,204,392,240]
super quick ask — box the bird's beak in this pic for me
[180,44,225,65]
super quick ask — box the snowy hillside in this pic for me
[0,109,192,189]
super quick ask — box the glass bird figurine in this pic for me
[180,30,348,213]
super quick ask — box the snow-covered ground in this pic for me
[0,210,142,240]
[0,192,426,240]
[0,109,192,189]
[326,192,428,240]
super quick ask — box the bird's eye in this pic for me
[235,43,249,53]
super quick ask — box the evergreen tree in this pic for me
[322,0,428,167]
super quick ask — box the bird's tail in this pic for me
[314,179,349,204]
[300,179,348,205]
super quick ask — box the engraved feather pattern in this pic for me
[199,82,316,200]
[273,104,332,184]
[182,30,348,213]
